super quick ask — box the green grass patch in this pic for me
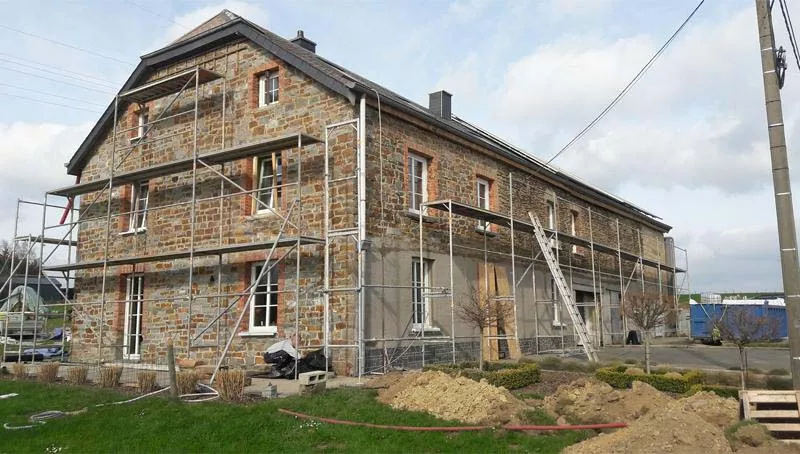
[0,380,587,453]
[519,407,557,425]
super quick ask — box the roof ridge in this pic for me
[171,9,239,45]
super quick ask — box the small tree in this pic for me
[623,292,673,374]
[456,286,513,371]
[714,306,780,389]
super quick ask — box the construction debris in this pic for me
[377,370,527,425]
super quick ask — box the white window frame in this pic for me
[132,109,148,142]
[546,200,557,248]
[476,177,490,230]
[258,70,279,107]
[255,153,282,214]
[123,274,144,360]
[412,258,433,330]
[570,210,578,254]
[551,277,563,326]
[408,153,428,214]
[129,181,149,232]
[248,263,279,334]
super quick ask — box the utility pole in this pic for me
[755,0,800,389]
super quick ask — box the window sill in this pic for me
[405,210,440,224]
[129,136,143,144]
[411,327,442,336]
[239,329,277,338]
[257,101,279,110]
[247,209,279,219]
[119,228,147,236]
[475,227,497,237]
[552,321,568,328]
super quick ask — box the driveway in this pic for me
[596,345,790,371]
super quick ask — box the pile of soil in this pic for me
[517,370,587,396]
[377,371,527,425]
[543,378,672,424]
[672,391,739,429]
[564,402,733,454]
[731,423,800,454]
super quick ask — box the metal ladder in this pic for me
[528,211,599,362]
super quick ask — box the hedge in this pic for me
[425,362,540,390]
[685,383,739,399]
[595,366,702,394]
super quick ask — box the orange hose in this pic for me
[277,408,627,432]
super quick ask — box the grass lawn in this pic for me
[0,380,588,453]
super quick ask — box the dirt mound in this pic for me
[731,423,800,454]
[380,370,527,425]
[674,391,739,429]
[544,377,672,424]
[564,401,733,454]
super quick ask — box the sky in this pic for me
[0,0,797,294]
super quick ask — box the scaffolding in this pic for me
[1,64,688,377]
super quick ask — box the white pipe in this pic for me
[357,94,367,378]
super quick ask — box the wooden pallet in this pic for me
[741,390,800,441]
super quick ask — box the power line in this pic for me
[546,0,705,164]
[0,24,133,66]
[0,54,118,88]
[0,66,116,95]
[778,0,800,72]
[124,0,190,30]
[0,92,103,114]
[0,83,107,107]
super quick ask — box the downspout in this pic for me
[59,173,81,225]
[358,95,367,378]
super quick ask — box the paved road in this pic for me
[596,345,790,371]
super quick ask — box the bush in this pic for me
[595,367,698,394]
[537,356,563,370]
[67,366,88,385]
[176,371,198,395]
[766,376,793,390]
[37,363,60,383]
[137,371,158,393]
[99,366,123,388]
[216,369,246,401]
[624,367,645,376]
[484,364,540,390]
[768,368,790,376]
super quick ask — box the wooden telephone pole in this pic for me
[755,0,800,389]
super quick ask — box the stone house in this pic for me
[46,10,683,374]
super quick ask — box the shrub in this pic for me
[623,358,638,365]
[137,371,158,393]
[537,356,563,370]
[624,367,645,376]
[766,376,793,390]
[484,364,540,390]
[216,369,246,401]
[176,371,199,395]
[768,368,790,376]
[37,363,60,383]
[11,363,28,380]
[682,370,704,385]
[67,366,88,385]
[595,367,696,394]
[99,366,123,388]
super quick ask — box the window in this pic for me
[129,182,149,231]
[123,274,144,360]
[258,70,279,106]
[551,278,562,326]
[408,153,428,214]
[570,210,578,254]
[249,263,278,333]
[256,153,282,213]
[132,109,148,141]
[412,258,432,329]
[546,200,555,229]
[476,177,490,230]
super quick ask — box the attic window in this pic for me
[258,70,279,106]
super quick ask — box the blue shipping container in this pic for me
[689,301,787,340]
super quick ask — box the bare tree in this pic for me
[623,292,674,374]
[714,306,780,389]
[0,240,41,286]
[456,285,514,371]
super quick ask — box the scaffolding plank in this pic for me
[425,200,684,273]
[48,133,321,197]
[120,68,222,104]
[42,236,323,272]
[15,236,77,247]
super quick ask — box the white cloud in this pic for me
[448,0,490,23]
[0,122,90,241]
